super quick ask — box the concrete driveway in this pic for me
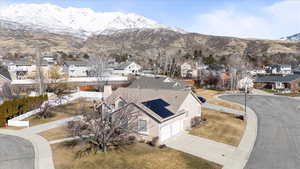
[221,95,300,169]
[165,132,236,165]
[0,134,34,169]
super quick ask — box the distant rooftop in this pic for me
[255,74,300,83]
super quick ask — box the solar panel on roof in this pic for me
[142,99,174,119]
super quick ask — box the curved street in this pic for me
[221,95,300,169]
[0,134,34,169]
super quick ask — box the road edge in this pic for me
[0,129,55,169]
[216,94,258,169]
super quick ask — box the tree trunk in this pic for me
[102,143,107,152]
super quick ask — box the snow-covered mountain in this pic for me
[280,33,300,41]
[0,3,184,38]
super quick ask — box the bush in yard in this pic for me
[148,137,159,147]
[36,102,54,119]
[191,116,202,128]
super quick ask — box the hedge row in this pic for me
[0,95,48,127]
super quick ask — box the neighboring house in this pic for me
[63,61,90,77]
[128,76,191,90]
[0,66,12,103]
[113,62,142,75]
[7,60,52,80]
[265,64,292,75]
[218,72,231,89]
[7,60,36,80]
[254,74,300,92]
[42,56,57,64]
[107,87,202,143]
[180,62,192,78]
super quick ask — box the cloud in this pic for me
[189,0,300,39]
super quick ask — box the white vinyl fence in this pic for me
[8,91,103,127]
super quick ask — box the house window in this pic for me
[297,82,300,87]
[138,120,147,132]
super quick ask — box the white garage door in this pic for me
[160,120,183,142]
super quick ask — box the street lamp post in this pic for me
[244,86,247,119]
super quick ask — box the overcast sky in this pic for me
[0,0,299,39]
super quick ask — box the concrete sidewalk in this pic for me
[203,103,245,116]
[165,132,236,165]
[216,94,258,169]
[165,96,257,169]
[22,115,81,134]
[0,129,55,169]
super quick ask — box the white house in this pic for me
[180,62,192,78]
[113,62,142,75]
[63,61,90,77]
[265,64,292,75]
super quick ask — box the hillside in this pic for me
[0,28,300,67]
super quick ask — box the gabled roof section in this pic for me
[107,88,190,122]
[0,66,11,81]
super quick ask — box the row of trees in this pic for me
[0,95,48,126]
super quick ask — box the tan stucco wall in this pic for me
[136,112,160,142]
[178,92,202,129]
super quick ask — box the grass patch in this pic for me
[275,93,300,97]
[190,108,246,146]
[39,125,71,141]
[195,88,244,111]
[26,98,93,126]
[52,142,222,169]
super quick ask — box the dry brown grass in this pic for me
[195,88,244,111]
[26,98,93,126]
[190,108,246,146]
[39,125,71,141]
[52,142,222,169]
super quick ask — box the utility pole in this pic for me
[36,48,44,95]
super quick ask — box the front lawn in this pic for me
[26,98,93,126]
[194,88,244,111]
[52,142,222,169]
[190,108,245,146]
[39,125,71,141]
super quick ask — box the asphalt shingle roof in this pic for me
[107,88,190,122]
[0,66,11,81]
[255,74,300,83]
[128,76,190,90]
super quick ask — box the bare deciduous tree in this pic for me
[88,53,108,90]
[68,101,141,154]
[37,102,53,119]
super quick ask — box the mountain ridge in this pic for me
[281,33,300,41]
[0,3,184,38]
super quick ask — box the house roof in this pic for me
[0,66,11,81]
[114,62,134,70]
[255,74,300,83]
[107,88,191,123]
[128,76,191,90]
[64,60,89,66]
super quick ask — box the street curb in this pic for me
[215,94,258,169]
[0,129,55,169]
